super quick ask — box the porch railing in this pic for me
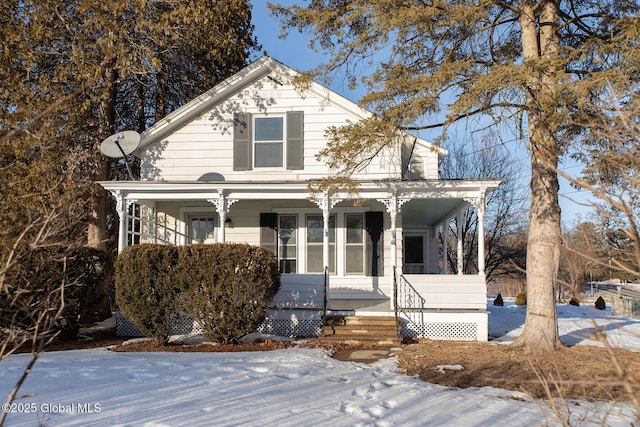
[397,274,427,311]
[394,268,427,335]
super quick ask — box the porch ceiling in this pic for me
[401,198,467,226]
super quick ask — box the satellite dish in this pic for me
[99,131,140,180]
[99,131,140,158]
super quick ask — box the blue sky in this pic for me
[250,2,364,99]
[249,2,592,224]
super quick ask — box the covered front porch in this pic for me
[101,178,500,341]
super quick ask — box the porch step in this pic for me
[320,315,401,347]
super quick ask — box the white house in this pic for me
[100,56,501,341]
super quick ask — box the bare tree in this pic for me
[558,221,608,300]
[0,205,87,426]
[440,135,529,283]
[559,90,640,281]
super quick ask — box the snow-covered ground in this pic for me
[1,301,639,427]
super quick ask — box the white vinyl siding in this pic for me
[140,72,425,182]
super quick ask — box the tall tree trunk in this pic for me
[515,0,562,353]
[87,69,118,319]
[87,69,118,250]
[87,160,109,250]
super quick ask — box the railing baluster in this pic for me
[396,275,426,332]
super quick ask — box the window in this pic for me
[127,203,142,245]
[345,214,365,274]
[278,215,297,273]
[233,112,304,171]
[403,235,425,274]
[306,214,336,273]
[187,215,215,244]
[408,158,424,179]
[254,116,284,167]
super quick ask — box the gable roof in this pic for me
[137,55,440,154]
[138,55,360,151]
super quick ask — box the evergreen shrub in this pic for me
[58,246,111,339]
[1,247,67,342]
[493,293,504,306]
[176,243,280,344]
[595,296,606,310]
[66,247,112,324]
[115,244,179,344]
[515,292,527,306]
[0,246,110,341]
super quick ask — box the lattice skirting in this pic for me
[115,310,142,337]
[117,309,487,341]
[400,321,478,341]
[116,309,322,338]
[257,319,323,337]
[398,311,488,341]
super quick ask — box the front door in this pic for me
[403,234,426,274]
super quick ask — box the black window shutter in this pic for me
[286,111,304,170]
[233,113,252,171]
[260,213,278,257]
[365,212,384,277]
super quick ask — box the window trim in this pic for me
[344,213,366,275]
[305,214,336,274]
[278,214,298,273]
[186,214,216,244]
[402,232,428,274]
[407,157,424,179]
[253,114,286,169]
[179,207,218,245]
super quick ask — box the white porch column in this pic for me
[218,209,227,243]
[322,194,330,271]
[390,206,398,269]
[442,219,448,275]
[476,197,486,277]
[377,194,410,271]
[114,191,129,254]
[208,191,238,244]
[313,192,341,271]
[457,210,464,275]
[467,193,487,276]
[377,193,408,312]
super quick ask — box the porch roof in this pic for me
[100,178,501,234]
[98,178,502,204]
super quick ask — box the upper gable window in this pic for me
[233,111,304,171]
[408,158,424,179]
[254,116,284,168]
